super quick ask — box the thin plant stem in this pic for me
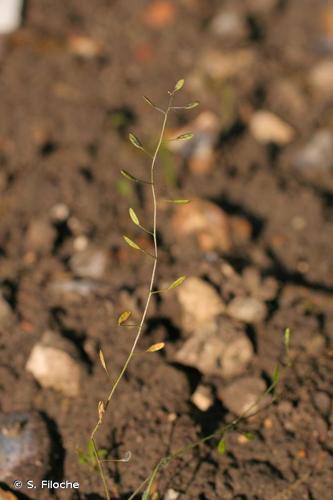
[131,358,290,499]
[90,93,174,500]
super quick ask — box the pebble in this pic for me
[210,10,247,41]
[25,218,56,254]
[49,203,70,222]
[171,198,250,252]
[176,277,225,333]
[293,130,333,173]
[164,489,180,500]
[70,246,108,279]
[313,391,331,418]
[309,60,333,95]
[199,48,255,81]
[26,331,85,397]
[168,112,220,176]
[175,318,253,378]
[0,487,18,499]
[191,384,213,411]
[218,376,268,416]
[250,110,295,145]
[227,296,267,323]
[0,411,50,484]
[67,34,103,58]
[0,0,23,35]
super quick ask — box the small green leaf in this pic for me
[243,432,256,441]
[165,199,191,204]
[174,79,185,92]
[174,132,194,141]
[142,490,150,500]
[217,438,226,455]
[123,235,142,251]
[168,275,186,290]
[272,365,280,386]
[118,310,132,325]
[97,448,108,459]
[88,439,95,457]
[184,101,200,109]
[77,450,89,465]
[129,132,143,150]
[284,327,291,353]
[129,207,140,226]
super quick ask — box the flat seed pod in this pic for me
[174,132,193,141]
[146,342,165,353]
[184,101,199,109]
[165,199,191,204]
[143,95,159,110]
[168,275,186,289]
[99,349,108,375]
[118,311,132,325]
[174,79,185,91]
[129,207,140,226]
[129,132,143,150]
[123,235,142,251]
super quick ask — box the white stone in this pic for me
[0,0,23,34]
[227,296,267,323]
[26,332,83,397]
[250,110,295,145]
[191,385,213,411]
[176,277,225,332]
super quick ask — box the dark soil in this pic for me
[0,0,333,499]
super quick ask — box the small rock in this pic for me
[191,385,213,411]
[175,317,253,378]
[171,199,251,252]
[313,392,331,418]
[25,219,56,254]
[218,377,268,416]
[210,10,248,41]
[227,296,267,323]
[0,0,23,35]
[250,110,295,145]
[199,48,255,81]
[0,487,18,499]
[164,489,180,500]
[0,411,50,484]
[67,34,103,58]
[293,130,333,173]
[143,0,176,28]
[26,331,85,397]
[70,246,108,279]
[168,112,220,175]
[309,60,333,95]
[176,277,225,332]
[50,203,70,221]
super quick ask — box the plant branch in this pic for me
[89,92,174,500]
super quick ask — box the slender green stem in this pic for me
[133,360,289,498]
[90,93,174,499]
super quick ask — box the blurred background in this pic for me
[0,0,333,499]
